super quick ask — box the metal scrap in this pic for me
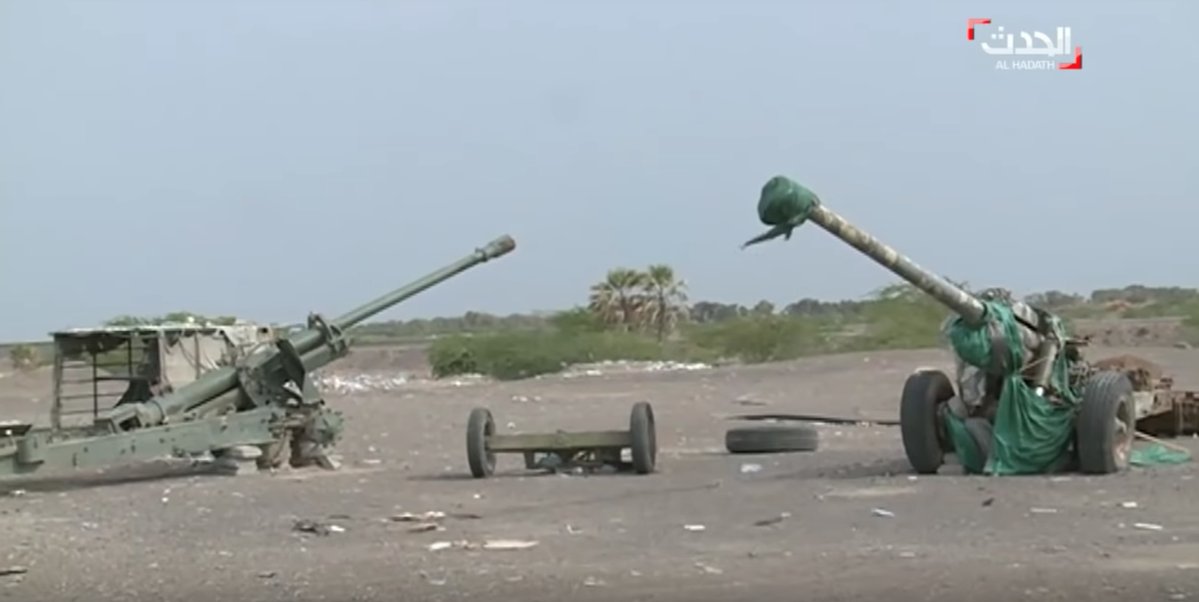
[292,519,344,536]
[728,412,899,426]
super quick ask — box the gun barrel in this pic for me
[288,235,516,357]
[806,204,987,326]
[101,235,517,429]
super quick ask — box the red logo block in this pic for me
[967,18,991,40]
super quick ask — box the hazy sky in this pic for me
[1,1,1195,341]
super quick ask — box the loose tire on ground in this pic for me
[1076,371,1136,475]
[629,401,657,474]
[900,369,956,474]
[724,425,819,454]
[466,407,497,478]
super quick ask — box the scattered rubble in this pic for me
[753,512,791,527]
[312,359,713,394]
[483,539,539,550]
[390,510,447,522]
[292,519,345,536]
[427,539,539,551]
[556,360,712,378]
[315,372,413,393]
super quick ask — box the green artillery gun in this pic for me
[0,235,516,478]
[742,177,1196,476]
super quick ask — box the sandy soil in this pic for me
[1,345,1198,602]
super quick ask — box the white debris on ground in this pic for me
[313,371,488,393]
[316,373,411,393]
[312,359,712,394]
[553,360,712,379]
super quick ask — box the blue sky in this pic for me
[1,1,1195,341]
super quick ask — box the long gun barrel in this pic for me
[98,235,517,429]
[742,176,987,326]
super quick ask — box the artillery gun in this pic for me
[742,176,1197,476]
[0,235,516,478]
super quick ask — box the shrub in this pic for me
[427,330,672,381]
[687,315,826,363]
[847,297,950,351]
[8,344,40,370]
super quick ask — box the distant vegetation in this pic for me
[6,344,40,370]
[421,274,1199,381]
[4,276,1199,379]
[102,312,241,326]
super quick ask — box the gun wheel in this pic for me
[257,430,293,470]
[466,407,496,478]
[900,369,955,474]
[1076,371,1136,475]
[629,401,657,474]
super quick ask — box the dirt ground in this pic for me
[1,344,1199,602]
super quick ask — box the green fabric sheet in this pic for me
[944,301,1080,475]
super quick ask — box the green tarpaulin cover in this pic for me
[943,301,1079,475]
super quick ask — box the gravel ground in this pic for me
[1,346,1198,602]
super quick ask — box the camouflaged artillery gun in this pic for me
[742,177,1197,476]
[0,235,517,478]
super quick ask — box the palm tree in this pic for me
[588,268,648,331]
[640,264,689,341]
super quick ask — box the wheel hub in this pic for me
[1113,406,1133,467]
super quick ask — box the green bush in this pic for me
[847,297,950,351]
[8,344,40,370]
[686,315,826,363]
[427,330,674,381]
[547,307,608,334]
[429,289,1183,381]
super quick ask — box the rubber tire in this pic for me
[962,417,993,474]
[900,369,956,474]
[629,401,657,474]
[724,425,819,454]
[1076,371,1135,475]
[466,407,497,478]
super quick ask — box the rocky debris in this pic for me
[315,372,412,393]
[312,359,712,394]
[292,519,346,536]
[314,371,488,393]
[555,360,712,378]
